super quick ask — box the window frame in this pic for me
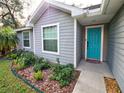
[22,31,31,48]
[41,23,59,55]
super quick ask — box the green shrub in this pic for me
[14,57,26,70]
[50,64,65,73]
[66,64,74,69]
[33,58,50,72]
[13,51,36,68]
[35,57,44,64]
[33,63,42,72]
[19,51,36,65]
[6,49,25,59]
[15,62,25,70]
[15,57,25,64]
[11,50,50,71]
[33,71,43,80]
[14,49,24,57]
[12,60,17,65]
[51,64,74,87]
[33,62,50,72]
[40,61,50,69]
[7,53,17,59]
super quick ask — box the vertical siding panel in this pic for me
[108,5,124,92]
[76,21,83,65]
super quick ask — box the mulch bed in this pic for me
[104,77,121,93]
[17,66,80,93]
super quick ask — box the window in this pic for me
[22,31,30,48]
[42,23,59,54]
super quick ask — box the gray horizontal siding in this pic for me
[108,5,124,92]
[17,30,33,52]
[34,6,74,64]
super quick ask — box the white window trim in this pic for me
[33,27,36,53]
[22,31,31,48]
[85,25,104,62]
[41,23,60,55]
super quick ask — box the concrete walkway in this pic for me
[73,60,114,93]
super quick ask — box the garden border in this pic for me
[10,67,44,93]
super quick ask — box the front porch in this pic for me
[73,60,113,93]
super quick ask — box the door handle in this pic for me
[87,41,89,47]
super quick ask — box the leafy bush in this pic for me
[33,71,43,80]
[40,60,50,69]
[10,50,36,66]
[11,50,50,72]
[6,49,25,59]
[20,51,36,66]
[50,63,67,73]
[14,57,26,70]
[33,58,50,72]
[15,49,24,57]
[7,53,17,59]
[33,63,42,72]
[35,57,44,64]
[13,49,22,54]
[66,64,74,69]
[12,50,36,70]
[0,26,19,55]
[15,63,25,70]
[51,64,74,87]
[33,62,50,72]
[13,50,36,68]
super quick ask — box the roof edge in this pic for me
[26,0,83,26]
[15,27,33,32]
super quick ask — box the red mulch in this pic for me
[104,77,121,93]
[17,66,80,93]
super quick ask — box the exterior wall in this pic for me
[17,29,33,52]
[108,5,124,92]
[82,27,85,58]
[103,24,108,61]
[76,21,83,66]
[34,6,74,64]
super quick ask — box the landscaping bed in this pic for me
[8,49,80,93]
[104,77,121,93]
[13,66,80,93]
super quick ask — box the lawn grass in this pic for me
[0,60,36,93]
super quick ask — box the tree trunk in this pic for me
[4,1,18,28]
[10,13,18,28]
[1,48,5,55]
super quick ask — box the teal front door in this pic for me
[87,27,101,60]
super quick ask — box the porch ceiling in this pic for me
[75,0,124,25]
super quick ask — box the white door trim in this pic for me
[74,18,77,68]
[85,25,104,61]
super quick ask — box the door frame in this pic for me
[85,25,104,62]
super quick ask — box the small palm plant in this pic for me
[0,26,19,55]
